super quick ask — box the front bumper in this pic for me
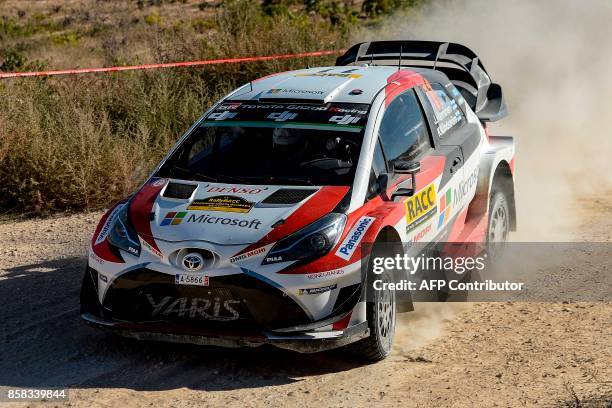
[81,266,366,352]
[81,312,369,353]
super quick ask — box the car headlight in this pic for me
[262,213,346,265]
[107,204,141,256]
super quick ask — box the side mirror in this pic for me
[391,161,421,199]
[393,160,420,174]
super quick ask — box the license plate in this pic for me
[175,274,209,286]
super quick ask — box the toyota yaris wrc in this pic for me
[81,41,516,361]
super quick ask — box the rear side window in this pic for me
[378,90,431,170]
[422,83,465,137]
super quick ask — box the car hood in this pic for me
[129,179,349,246]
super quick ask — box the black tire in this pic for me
[486,187,510,261]
[348,243,396,362]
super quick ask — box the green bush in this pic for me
[0,0,426,214]
[0,0,342,214]
[51,32,80,45]
[362,0,424,17]
[0,49,46,73]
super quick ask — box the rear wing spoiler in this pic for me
[335,41,507,122]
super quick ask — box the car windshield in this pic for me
[156,102,369,186]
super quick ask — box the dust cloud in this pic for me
[357,0,612,351]
[393,303,470,353]
[356,0,612,241]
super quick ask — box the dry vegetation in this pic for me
[0,0,422,214]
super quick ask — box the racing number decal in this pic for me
[405,183,437,232]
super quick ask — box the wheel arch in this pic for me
[377,225,403,246]
[370,225,414,313]
[491,160,516,231]
[466,148,516,232]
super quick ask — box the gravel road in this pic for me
[0,198,610,407]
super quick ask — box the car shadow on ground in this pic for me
[0,256,367,392]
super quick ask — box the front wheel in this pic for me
[349,244,396,361]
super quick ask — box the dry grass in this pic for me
[0,72,207,212]
[0,0,418,214]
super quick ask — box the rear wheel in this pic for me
[443,185,511,299]
[487,188,510,260]
[349,243,396,361]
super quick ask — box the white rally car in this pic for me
[81,41,515,361]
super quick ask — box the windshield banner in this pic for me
[203,102,370,131]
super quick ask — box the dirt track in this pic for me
[0,197,610,408]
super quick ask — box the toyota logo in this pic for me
[182,252,204,272]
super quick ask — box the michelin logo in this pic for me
[335,216,375,260]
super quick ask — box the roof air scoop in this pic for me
[161,182,197,200]
[258,71,358,104]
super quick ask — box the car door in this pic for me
[376,89,440,244]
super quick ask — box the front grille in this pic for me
[80,267,100,315]
[261,189,317,205]
[103,269,310,330]
[162,182,197,199]
[89,267,99,293]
